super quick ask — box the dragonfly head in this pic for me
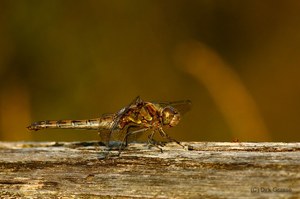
[161,106,181,127]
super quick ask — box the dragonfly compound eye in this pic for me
[161,106,181,127]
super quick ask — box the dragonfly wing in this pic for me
[157,100,192,116]
[97,113,117,146]
[103,126,149,146]
[98,129,111,146]
[126,126,150,142]
[111,96,143,131]
[99,97,144,146]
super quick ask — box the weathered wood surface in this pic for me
[0,141,299,198]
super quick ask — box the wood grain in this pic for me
[0,141,299,198]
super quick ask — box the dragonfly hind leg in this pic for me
[117,128,149,156]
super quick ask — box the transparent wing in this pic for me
[98,129,111,146]
[99,128,125,144]
[102,96,145,144]
[100,126,149,145]
[97,113,116,146]
[156,100,192,116]
[111,96,143,132]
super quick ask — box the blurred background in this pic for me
[0,0,300,142]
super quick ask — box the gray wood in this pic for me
[0,141,299,198]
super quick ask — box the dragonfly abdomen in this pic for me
[27,119,102,131]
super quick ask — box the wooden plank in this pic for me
[0,141,299,198]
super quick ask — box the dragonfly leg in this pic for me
[147,131,164,153]
[158,128,184,148]
[117,128,149,156]
[147,131,155,144]
[125,135,129,147]
[148,132,165,147]
[117,135,127,156]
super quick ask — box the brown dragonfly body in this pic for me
[28,96,191,150]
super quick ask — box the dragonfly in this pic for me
[27,96,191,154]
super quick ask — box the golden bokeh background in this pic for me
[0,1,300,142]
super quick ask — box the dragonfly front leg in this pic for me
[148,131,166,147]
[158,128,184,148]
